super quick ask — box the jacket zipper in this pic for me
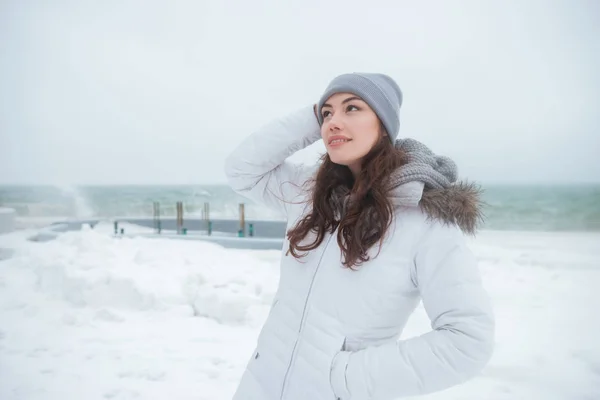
[279,232,335,399]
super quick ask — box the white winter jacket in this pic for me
[224,106,495,400]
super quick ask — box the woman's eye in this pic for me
[346,104,359,112]
[322,110,331,118]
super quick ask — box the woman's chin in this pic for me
[328,156,357,167]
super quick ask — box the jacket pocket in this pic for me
[329,336,350,400]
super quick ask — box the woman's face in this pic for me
[320,92,383,176]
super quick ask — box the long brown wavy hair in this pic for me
[286,130,407,269]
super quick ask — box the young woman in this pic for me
[224,72,495,400]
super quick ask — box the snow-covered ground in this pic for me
[0,223,599,400]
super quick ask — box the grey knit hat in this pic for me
[316,72,403,142]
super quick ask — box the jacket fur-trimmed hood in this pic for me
[389,180,485,235]
[388,138,485,235]
[419,181,485,235]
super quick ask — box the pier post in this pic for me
[203,202,210,221]
[239,203,245,237]
[176,201,184,234]
[203,202,210,235]
[153,202,161,234]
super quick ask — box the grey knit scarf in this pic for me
[383,138,458,207]
[333,137,459,209]
[391,138,458,190]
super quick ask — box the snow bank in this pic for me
[0,225,599,400]
[2,222,278,326]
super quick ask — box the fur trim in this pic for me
[419,181,485,235]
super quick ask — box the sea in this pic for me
[0,183,599,232]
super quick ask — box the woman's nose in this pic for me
[327,114,343,131]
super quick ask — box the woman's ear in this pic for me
[379,121,388,137]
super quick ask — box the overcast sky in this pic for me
[1,0,598,185]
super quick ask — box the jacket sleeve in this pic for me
[224,105,322,218]
[330,223,495,399]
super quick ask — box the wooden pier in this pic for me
[34,202,289,250]
[114,201,287,238]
